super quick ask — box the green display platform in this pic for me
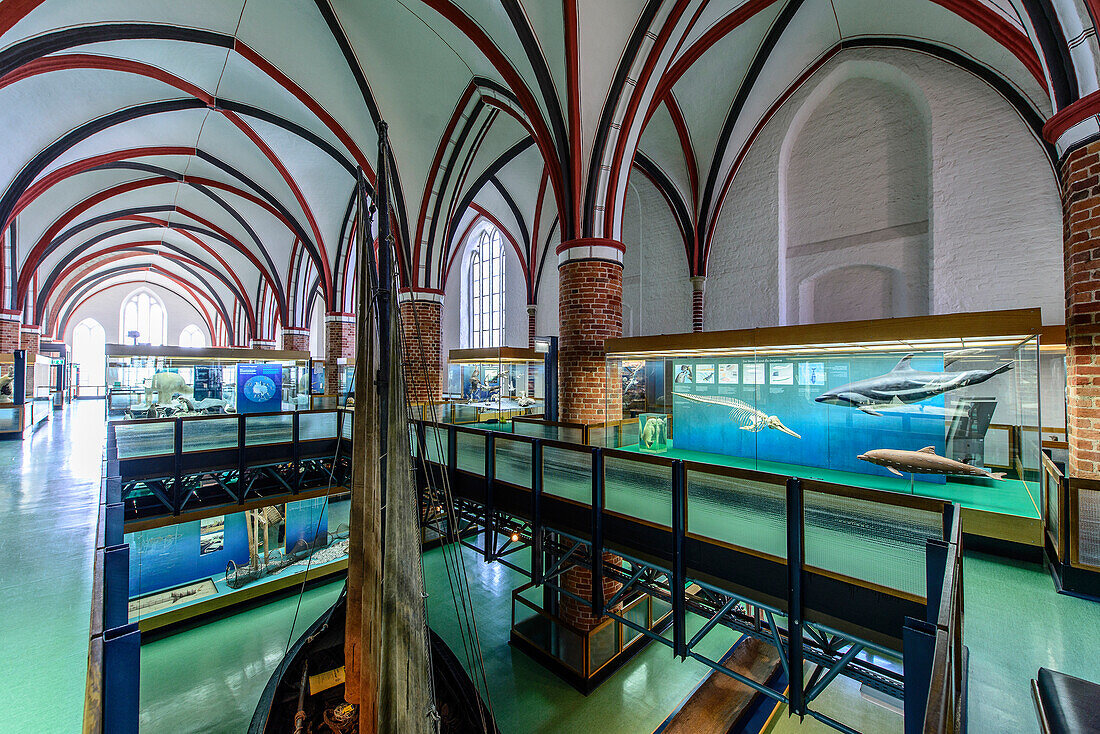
[617,441,1040,520]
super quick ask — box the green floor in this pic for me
[2,402,1098,733]
[0,401,103,731]
[618,442,1041,519]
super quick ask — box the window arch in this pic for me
[73,318,106,387]
[179,324,206,348]
[467,227,505,348]
[120,288,167,346]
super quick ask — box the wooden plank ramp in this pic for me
[656,637,783,734]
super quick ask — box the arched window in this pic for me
[73,318,106,387]
[120,288,167,346]
[467,227,505,348]
[179,324,205,348]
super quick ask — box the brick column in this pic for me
[281,327,310,352]
[325,313,355,396]
[691,276,706,333]
[398,293,443,403]
[527,304,537,348]
[20,325,39,396]
[558,554,624,632]
[1062,140,1100,478]
[557,239,624,424]
[0,311,19,353]
[251,339,277,350]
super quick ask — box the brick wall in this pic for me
[0,316,19,354]
[557,554,623,632]
[1062,140,1100,479]
[558,259,623,424]
[251,339,277,350]
[281,328,310,352]
[398,299,442,403]
[325,314,355,396]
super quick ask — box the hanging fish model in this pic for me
[857,446,1006,480]
[815,353,1012,416]
[674,392,801,438]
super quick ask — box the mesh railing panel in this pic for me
[456,431,485,475]
[299,411,337,441]
[1078,485,1100,568]
[341,415,352,440]
[1046,472,1059,542]
[513,421,584,444]
[182,417,237,452]
[542,445,592,504]
[604,455,671,526]
[494,437,532,488]
[114,421,175,458]
[422,425,448,465]
[245,414,293,446]
[685,469,785,559]
[803,490,941,598]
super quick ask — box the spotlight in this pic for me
[510,532,519,542]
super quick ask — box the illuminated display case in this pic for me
[105,344,310,419]
[0,352,50,437]
[446,347,545,424]
[604,309,1045,544]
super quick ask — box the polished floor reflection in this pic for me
[0,401,104,731]
[2,401,1098,733]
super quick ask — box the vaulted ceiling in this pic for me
[0,0,1091,345]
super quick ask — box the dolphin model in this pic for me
[858,446,1006,480]
[674,392,800,438]
[814,353,1012,416]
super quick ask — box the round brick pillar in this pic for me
[325,313,355,396]
[527,304,537,349]
[397,293,443,403]
[251,339,277,350]
[1063,140,1100,479]
[557,240,624,424]
[0,312,20,353]
[558,554,623,632]
[691,276,706,333]
[281,327,310,352]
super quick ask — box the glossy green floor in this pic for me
[3,402,1098,733]
[0,400,103,731]
[618,442,1040,519]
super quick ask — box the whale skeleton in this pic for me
[674,392,801,438]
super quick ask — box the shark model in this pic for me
[674,392,800,438]
[858,446,1005,480]
[814,353,1012,416]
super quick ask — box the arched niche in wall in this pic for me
[779,60,932,325]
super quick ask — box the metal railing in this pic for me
[413,418,964,732]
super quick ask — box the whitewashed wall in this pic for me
[620,173,692,336]
[706,47,1063,330]
[441,219,531,359]
[63,282,212,346]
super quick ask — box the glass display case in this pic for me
[105,344,310,419]
[446,347,545,425]
[125,496,349,627]
[0,352,50,437]
[604,309,1043,524]
[336,357,355,398]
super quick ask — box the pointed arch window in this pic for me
[467,227,505,348]
[73,318,106,387]
[179,324,205,348]
[120,288,167,346]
